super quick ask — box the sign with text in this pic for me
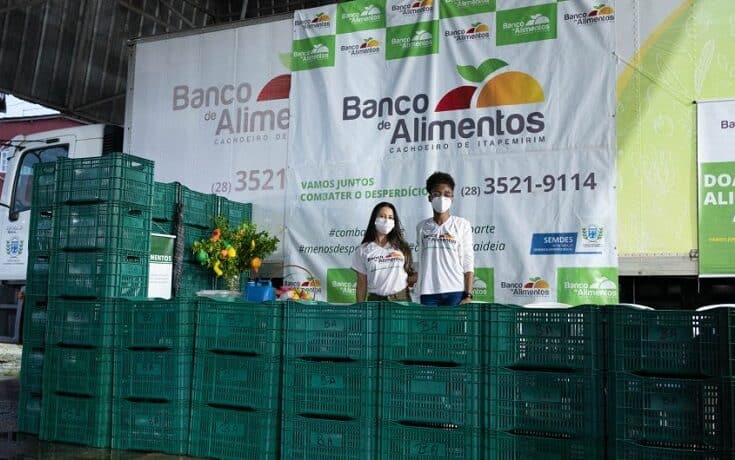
[286,0,619,303]
[697,99,735,276]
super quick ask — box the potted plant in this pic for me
[191,216,279,292]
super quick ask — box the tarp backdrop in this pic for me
[285,0,618,303]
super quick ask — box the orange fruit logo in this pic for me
[360,38,380,49]
[466,22,489,34]
[435,58,544,112]
[589,4,614,17]
[311,12,330,23]
[523,277,550,289]
[411,0,432,8]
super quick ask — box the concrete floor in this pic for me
[0,377,196,460]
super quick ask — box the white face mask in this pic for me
[431,196,452,214]
[374,217,395,235]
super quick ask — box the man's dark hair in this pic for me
[426,171,455,193]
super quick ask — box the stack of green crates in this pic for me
[609,306,735,459]
[189,297,282,460]
[17,162,57,434]
[151,183,252,297]
[112,298,196,455]
[380,302,482,459]
[281,302,378,459]
[40,153,154,448]
[485,304,606,459]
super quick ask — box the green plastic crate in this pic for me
[613,374,735,451]
[381,362,481,427]
[285,302,378,360]
[43,346,113,396]
[189,404,280,460]
[196,297,282,355]
[487,304,605,371]
[381,302,482,366]
[192,351,280,410]
[181,186,218,228]
[39,391,112,448]
[24,251,50,296]
[49,249,148,298]
[177,262,215,298]
[19,347,44,394]
[487,369,604,438]
[218,197,253,225]
[152,181,179,221]
[45,298,115,348]
[610,306,735,377]
[380,421,480,459]
[283,358,377,420]
[281,415,376,460]
[16,390,42,434]
[21,295,48,348]
[111,398,189,455]
[54,153,153,207]
[31,162,57,207]
[114,298,195,349]
[55,202,151,252]
[27,206,54,252]
[486,431,603,460]
[113,349,192,401]
[614,440,732,460]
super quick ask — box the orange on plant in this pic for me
[250,257,262,271]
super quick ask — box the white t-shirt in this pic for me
[351,242,408,296]
[416,215,474,295]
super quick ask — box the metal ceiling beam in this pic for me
[0,0,48,15]
[159,0,197,28]
[117,0,177,32]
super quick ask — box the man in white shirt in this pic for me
[416,172,475,306]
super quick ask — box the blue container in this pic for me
[245,279,275,302]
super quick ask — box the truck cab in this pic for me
[0,124,122,342]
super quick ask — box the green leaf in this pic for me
[456,65,483,83]
[278,52,292,71]
[477,58,508,80]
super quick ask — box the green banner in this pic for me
[385,20,439,60]
[699,161,735,274]
[326,268,357,302]
[556,267,619,304]
[337,0,385,34]
[292,36,336,71]
[496,3,557,46]
[440,0,496,19]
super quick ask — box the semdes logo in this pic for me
[296,12,331,28]
[445,22,491,42]
[341,37,381,55]
[392,0,433,16]
[582,225,604,243]
[564,3,615,24]
[341,56,546,147]
[171,51,291,144]
[500,276,550,296]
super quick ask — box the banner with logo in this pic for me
[286,0,618,304]
[697,99,735,277]
[126,19,292,262]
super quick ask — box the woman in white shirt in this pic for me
[352,202,416,301]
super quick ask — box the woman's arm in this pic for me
[355,270,368,302]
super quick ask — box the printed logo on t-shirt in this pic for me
[367,251,404,272]
[423,232,459,249]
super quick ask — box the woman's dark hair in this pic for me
[361,201,414,275]
[426,171,455,193]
